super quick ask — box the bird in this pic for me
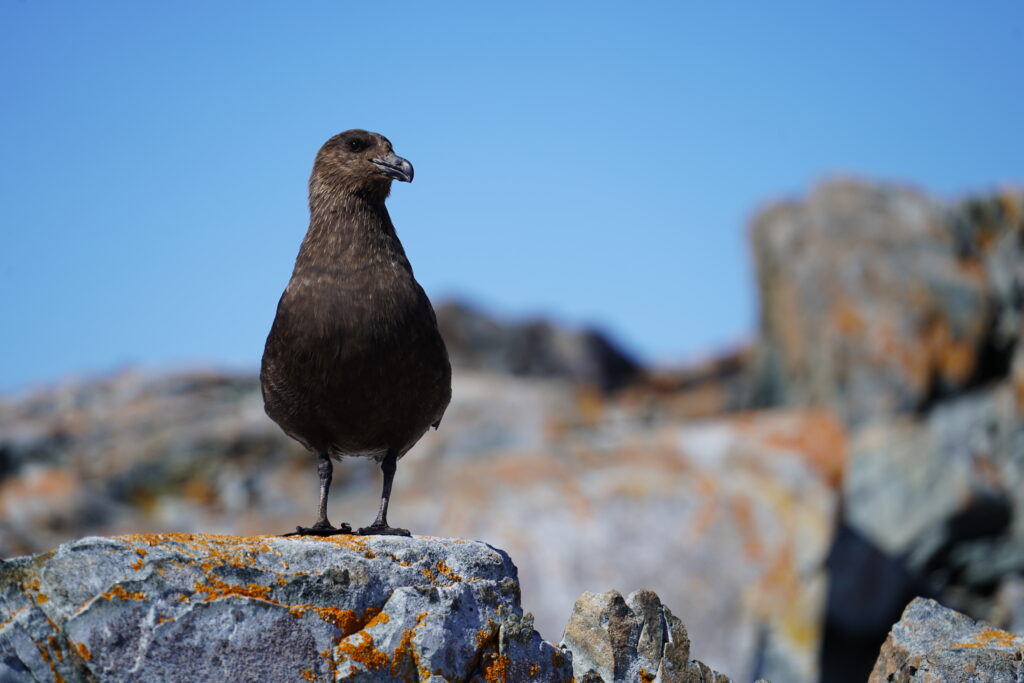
[260,130,451,537]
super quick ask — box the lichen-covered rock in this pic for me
[750,180,1024,425]
[843,379,1024,621]
[0,533,572,682]
[560,589,746,683]
[869,597,1024,682]
[0,370,839,683]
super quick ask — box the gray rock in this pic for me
[560,589,738,683]
[843,380,1024,616]
[869,597,1024,682]
[0,533,573,682]
[435,300,642,392]
[750,180,1024,425]
[0,370,838,683]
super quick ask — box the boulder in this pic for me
[869,597,1024,682]
[560,589,750,683]
[435,300,642,392]
[0,533,572,682]
[750,180,1024,425]
[842,380,1024,619]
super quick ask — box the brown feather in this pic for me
[260,130,451,462]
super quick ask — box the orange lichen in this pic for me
[130,560,145,571]
[729,496,764,560]
[337,631,389,671]
[953,626,1021,649]
[530,663,540,676]
[639,667,655,682]
[758,410,847,488]
[34,639,66,683]
[365,610,390,628]
[74,641,92,661]
[101,585,147,601]
[390,612,431,680]
[320,534,376,558]
[480,653,511,683]
[476,618,497,648]
[289,606,382,639]
[193,576,271,602]
[47,636,64,662]
[299,668,316,681]
[436,560,462,583]
[551,648,565,669]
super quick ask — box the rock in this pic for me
[560,589,734,683]
[989,574,1024,636]
[819,523,932,683]
[842,380,1024,617]
[435,300,642,392]
[750,180,1024,425]
[869,597,1024,682]
[0,369,840,682]
[0,533,572,682]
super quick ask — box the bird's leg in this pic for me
[358,450,410,536]
[284,453,352,536]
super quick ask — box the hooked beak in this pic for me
[370,153,414,183]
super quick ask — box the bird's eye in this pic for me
[347,139,366,153]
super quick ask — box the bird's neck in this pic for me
[295,192,409,272]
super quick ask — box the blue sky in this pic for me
[2,2,1022,391]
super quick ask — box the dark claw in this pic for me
[283,521,352,537]
[357,523,411,537]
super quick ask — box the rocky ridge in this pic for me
[869,597,1024,682]
[0,534,737,683]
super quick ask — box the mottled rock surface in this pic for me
[0,533,572,682]
[436,300,641,392]
[869,597,1024,682]
[560,589,744,683]
[0,370,840,683]
[751,180,1024,425]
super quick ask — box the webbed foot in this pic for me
[283,521,352,537]
[357,523,411,537]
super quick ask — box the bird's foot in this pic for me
[283,521,352,537]
[357,523,411,537]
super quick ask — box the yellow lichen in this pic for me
[193,576,271,602]
[436,560,462,583]
[480,653,511,683]
[337,631,389,671]
[74,641,92,661]
[100,585,147,601]
[476,618,497,648]
[953,626,1021,649]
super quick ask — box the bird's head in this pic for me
[310,129,413,203]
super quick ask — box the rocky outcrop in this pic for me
[0,370,841,683]
[869,597,1024,682]
[751,180,1024,425]
[560,590,759,683]
[750,180,1024,681]
[0,533,572,682]
[435,300,642,392]
[0,534,748,683]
